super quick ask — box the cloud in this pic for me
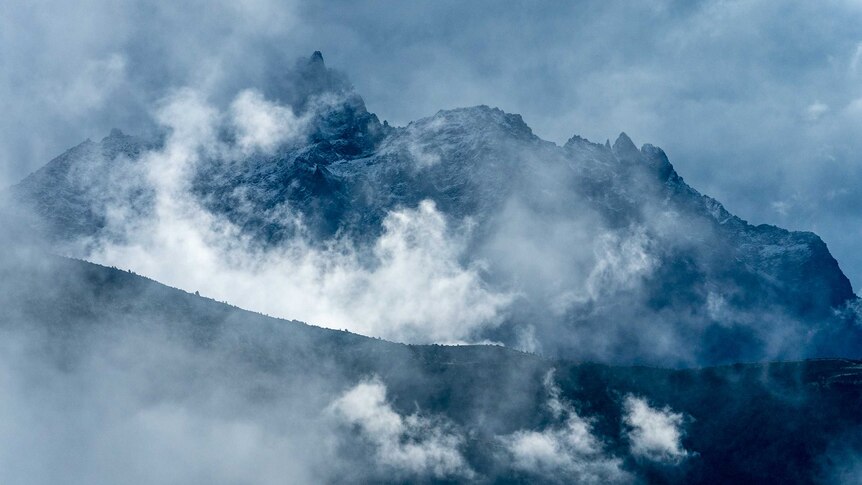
[514,324,541,354]
[85,89,511,344]
[805,102,830,122]
[771,200,791,216]
[0,318,330,485]
[327,378,474,480]
[500,371,631,483]
[585,227,656,300]
[229,89,308,154]
[623,395,690,464]
[60,54,129,116]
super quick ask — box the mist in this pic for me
[0,237,698,483]
[1,212,859,482]
[3,1,862,483]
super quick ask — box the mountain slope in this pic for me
[1,253,861,483]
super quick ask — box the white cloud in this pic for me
[585,227,656,300]
[505,418,627,483]
[805,102,829,121]
[706,291,731,321]
[514,324,541,354]
[327,378,474,479]
[230,89,306,154]
[771,200,791,216]
[394,120,444,168]
[623,395,690,464]
[500,371,631,483]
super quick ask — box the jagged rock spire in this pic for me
[612,132,640,161]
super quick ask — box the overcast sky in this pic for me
[2,0,861,289]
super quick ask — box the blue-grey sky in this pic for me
[2,0,861,289]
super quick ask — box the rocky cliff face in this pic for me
[8,52,860,366]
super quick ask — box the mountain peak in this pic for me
[263,51,350,112]
[612,132,639,160]
[640,143,681,183]
[564,134,605,151]
[413,105,535,141]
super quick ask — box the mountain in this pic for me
[1,251,861,484]
[7,52,861,366]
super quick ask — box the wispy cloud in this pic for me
[500,371,632,483]
[327,378,475,480]
[623,395,690,464]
